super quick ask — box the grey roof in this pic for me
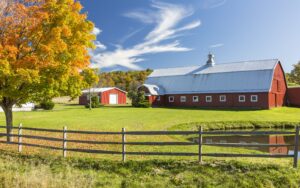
[145,59,280,95]
[139,84,165,95]
[82,87,127,94]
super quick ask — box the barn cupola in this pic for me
[206,53,215,66]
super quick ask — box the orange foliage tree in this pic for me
[0,0,97,142]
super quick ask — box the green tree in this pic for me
[81,68,99,110]
[0,0,95,142]
[128,90,150,108]
[290,61,300,85]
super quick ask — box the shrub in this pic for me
[128,91,150,108]
[40,100,55,110]
[85,96,102,108]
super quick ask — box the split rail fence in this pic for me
[0,125,299,168]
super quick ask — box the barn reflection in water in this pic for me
[192,134,298,155]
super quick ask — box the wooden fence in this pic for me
[0,125,299,168]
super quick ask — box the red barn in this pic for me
[287,87,300,107]
[79,87,127,105]
[139,54,287,109]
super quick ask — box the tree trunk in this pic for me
[2,105,13,143]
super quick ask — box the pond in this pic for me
[189,128,300,157]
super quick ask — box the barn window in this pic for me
[180,96,186,102]
[251,95,258,102]
[169,96,174,102]
[239,95,246,102]
[206,96,212,103]
[156,96,161,101]
[193,96,199,102]
[219,95,226,102]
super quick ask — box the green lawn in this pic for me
[1,105,300,187]
[0,105,300,131]
[0,105,299,163]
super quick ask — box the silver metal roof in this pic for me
[82,87,127,94]
[145,59,280,94]
[139,84,165,95]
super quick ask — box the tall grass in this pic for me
[0,150,300,188]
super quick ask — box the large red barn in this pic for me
[79,87,127,105]
[139,54,287,109]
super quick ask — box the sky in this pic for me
[81,0,300,73]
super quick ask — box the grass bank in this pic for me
[0,150,299,188]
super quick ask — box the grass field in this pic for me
[1,105,300,187]
[0,104,299,161]
[0,104,300,131]
[0,150,300,188]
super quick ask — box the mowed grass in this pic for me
[0,104,300,131]
[1,105,300,187]
[0,104,299,163]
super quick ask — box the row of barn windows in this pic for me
[165,95,259,103]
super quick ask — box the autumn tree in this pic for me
[97,69,153,92]
[0,0,97,142]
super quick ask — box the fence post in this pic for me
[18,123,22,152]
[198,126,203,163]
[122,128,126,162]
[63,126,67,158]
[293,126,299,168]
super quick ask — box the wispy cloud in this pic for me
[209,43,224,48]
[90,1,201,70]
[200,0,226,9]
[119,27,145,44]
[123,9,157,24]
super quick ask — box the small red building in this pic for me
[139,54,287,109]
[287,87,300,107]
[79,87,127,105]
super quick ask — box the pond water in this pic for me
[189,128,300,157]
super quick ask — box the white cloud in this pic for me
[201,0,227,9]
[123,10,157,24]
[92,27,101,36]
[209,43,224,48]
[92,26,106,50]
[90,1,201,70]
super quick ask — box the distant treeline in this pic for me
[97,69,153,92]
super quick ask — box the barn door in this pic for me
[109,94,118,104]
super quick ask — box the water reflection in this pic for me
[191,132,299,156]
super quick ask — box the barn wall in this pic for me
[268,63,287,108]
[79,94,88,105]
[148,95,164,106]
[101,88,127,104]
[287,87,300,107]
[149,93,269,109]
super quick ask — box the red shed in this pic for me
[79,87,127,105]
[287,87,300,107]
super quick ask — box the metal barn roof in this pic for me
[139,84,165,95]
[144,59,280,95]
[82,87,127,94]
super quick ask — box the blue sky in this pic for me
[81,0,300,72]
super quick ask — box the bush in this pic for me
[128,91,150,108]
[40,100,55,110]
[85,96,102,108]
